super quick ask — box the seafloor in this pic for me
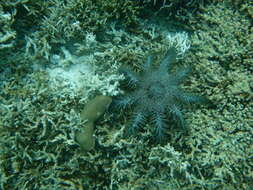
[0,0,252,190]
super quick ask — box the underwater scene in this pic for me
[0,0,252,189]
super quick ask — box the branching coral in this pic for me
[114,47,208,141]
[0,5,16,50]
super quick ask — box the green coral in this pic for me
[0,4,16,50]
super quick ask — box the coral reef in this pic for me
[0,0,252,190]
[23,0,141,60]
[114,47,208,141]
[0,4,16,50]
[75,95,112,151]
[47,47,123,97]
